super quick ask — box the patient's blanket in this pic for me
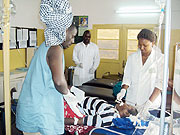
[90,116,161,135]
[64,100,94,135]
[90,126,146,135]
[111,117,148,134]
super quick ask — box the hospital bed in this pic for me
[89,126,146,135]
[65,86,173,135]
[64,102,171,135]
[76,85,116,104]
[88,110,171,135]
[82,78,119,89]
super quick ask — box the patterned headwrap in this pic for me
[40,0,73,46]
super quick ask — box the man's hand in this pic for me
[116,88,126,101]
[78,63,83,68]
[89,68,95,74]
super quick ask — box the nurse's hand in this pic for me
[116,88,126,101]
[137,100,152,119]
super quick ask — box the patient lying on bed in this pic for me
[64,87,138,128]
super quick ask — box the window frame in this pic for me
[93,24,123,63]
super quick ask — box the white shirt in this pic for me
[73,41,100,86]
[173,49,180,111]
[174,49,180,94]
[122,47,164,108]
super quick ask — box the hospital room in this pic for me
[0,0,180,134]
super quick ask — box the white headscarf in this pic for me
[40,0,73,46]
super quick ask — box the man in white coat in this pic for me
[73,30,100,86]
[116,29,164,119]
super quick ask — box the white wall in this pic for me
[10,0,45,29]
[10,0,180,29]
[70,0,161,29]
[171,0,180,29]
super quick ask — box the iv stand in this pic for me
[159,0,171,134]
[2,0,11,134]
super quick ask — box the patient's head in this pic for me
[116,103,138,118]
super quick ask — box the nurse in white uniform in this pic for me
[117,29,164,118]
[73,30,100,86]
[173,48,180,109]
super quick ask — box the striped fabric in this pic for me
[78,97,120,127]
[40,0,73,47]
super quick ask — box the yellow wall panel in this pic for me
[10,49,26,70]
[64,44,76,68]
[0,49,26,72]
[37,29,45,46]
[96,62,121,78]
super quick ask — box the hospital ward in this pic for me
[0,0,180,134]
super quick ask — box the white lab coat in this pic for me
[173,49,180,111]
[122,46,164,109]
[73,42,100,86]
[174,49,180,94]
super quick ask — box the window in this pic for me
[94,24,155,61]
[97,29,119,60]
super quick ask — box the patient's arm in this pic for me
[64,118,83,125]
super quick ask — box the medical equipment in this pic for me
[158,0,171,134]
